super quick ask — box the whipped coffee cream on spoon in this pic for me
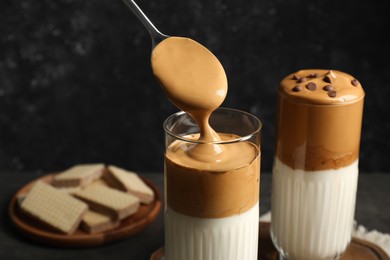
[122,0,228,142]
[151,37,228,142]
[122,0,228,160]
[152,37,228,163]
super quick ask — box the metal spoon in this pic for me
[121,0,169,48]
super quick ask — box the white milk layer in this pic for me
[165,203,259,260]
[271,158,359,260]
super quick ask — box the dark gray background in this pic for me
[0,0,389,174]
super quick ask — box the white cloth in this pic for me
[259,211,390,257]
[353,224,390,257]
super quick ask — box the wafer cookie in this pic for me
[56,186,82,195]
[105,165,155,204]
[52,163,104,188]
[74,185,140,220]
[81,210,120,234]
[88,178,110,188]
[20,181,88,234]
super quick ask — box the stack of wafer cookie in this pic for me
[18,163,155,235]
[74,185,140,221]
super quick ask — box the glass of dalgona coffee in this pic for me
[163,107,262,260]
[271,69,365,260]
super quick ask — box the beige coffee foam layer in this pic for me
[165,133,260,218]
[276,69,364,171]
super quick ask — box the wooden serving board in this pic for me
[150,222,390,260]
[9,173,162,247]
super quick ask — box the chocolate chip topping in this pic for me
[306,82,317,91]
[308,73,319,78]
[323,85,334,91]
[292,85,302,92]
[280,69,364,105]
[351,79,359,86]
[297,77,307,83]
[328,90,337,98]
[292,75,300,80]
[327,70,336,78]
[323,75,332,83]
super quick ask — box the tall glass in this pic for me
[270,70,365,260]
[163,107,262,260]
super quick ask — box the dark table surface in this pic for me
[1,172,389,260]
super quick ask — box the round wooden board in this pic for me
[9,173,162,248]
[150,222,390,260]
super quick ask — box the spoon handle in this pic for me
[121,0,168,47]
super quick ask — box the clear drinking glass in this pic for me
[270,70,365,260]
[163,107,262,260]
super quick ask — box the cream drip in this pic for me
[151,36,227,143]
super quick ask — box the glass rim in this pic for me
[163,107,262,144]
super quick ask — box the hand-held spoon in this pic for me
[121,0,169,47]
